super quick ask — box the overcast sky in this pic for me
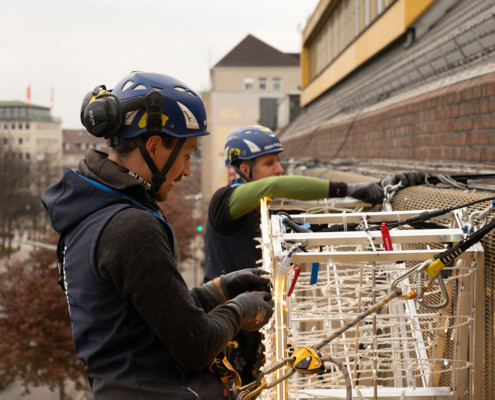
[2,0,318,129]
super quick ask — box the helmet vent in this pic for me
[134,84,147,90]
[173,86,197,97]
[122,80,134,91]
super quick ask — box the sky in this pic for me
[2,0,319,129]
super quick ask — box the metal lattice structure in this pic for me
[259,192,488,399]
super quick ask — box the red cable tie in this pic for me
[287,265,301,296]
[380,222,393,251]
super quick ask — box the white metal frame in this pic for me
[259,199,484,400]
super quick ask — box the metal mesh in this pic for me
[261,195,484,399]
[392,185,494,400]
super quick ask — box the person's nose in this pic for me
[182,159,191,176]
[274,162,284,176]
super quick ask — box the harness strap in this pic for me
[209,352,242,392]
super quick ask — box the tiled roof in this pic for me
[214,34,299,67]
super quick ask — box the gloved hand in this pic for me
[220,268,271,300]
[226,291,274,332]
[381,171,425,188]
[346,182,384,205]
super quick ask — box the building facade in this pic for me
[201,34,301,202]
[0,101,62,193]
[62,129,107,169]
[280,0,495,169]
[276,1,495,398]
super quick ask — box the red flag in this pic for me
[50,87,54,108]
[27,85,31,105]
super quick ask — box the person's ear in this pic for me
[239,161,249,177]
[145,135,163,158]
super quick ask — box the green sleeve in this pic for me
[228,175,330,220]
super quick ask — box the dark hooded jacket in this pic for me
[41,150,240,399]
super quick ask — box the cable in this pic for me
[366,195,495,231]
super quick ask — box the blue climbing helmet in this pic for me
[80,71,209,192]
[224,125,283,167]
[81,71,209,140]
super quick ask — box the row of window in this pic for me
[63,142,101,151]
[307,0,396,80]
[244,77,282,91]
[10,152,31,160]
[3,136,103,151]
[2,137,31,146]
[1,122,30,130]
[0,107,29,119]
[4,151,59,162]
[1,137,59,147]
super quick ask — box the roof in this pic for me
[214,34,300,68]
[62,129,107,154]
[280,0,495,142]
[0,100,48,109]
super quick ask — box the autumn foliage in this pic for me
[159,158,205,262]
[0,242,87,397]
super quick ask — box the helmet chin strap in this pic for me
[136,137,186,193]
[231,154,253,183]
[134,90,187,194]
[233,164,250,182]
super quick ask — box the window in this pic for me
[306,0,396,81]
[244,78,254,91]
[272,78,282,91]
[258,77,267,90]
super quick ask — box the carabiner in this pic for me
[415,262,450,310]
[383,182,404,205]
[392,260,450,309]
[468,201,494,230]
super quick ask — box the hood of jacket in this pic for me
[42,150,160,234]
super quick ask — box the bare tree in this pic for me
[0,142,31,257]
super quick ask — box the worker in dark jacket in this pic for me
[203,124,424,384]
[42,72,273,400]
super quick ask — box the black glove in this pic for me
[381,171,425,188]
[227,291,274,332]
[346,182,384,205]
[220,268,271,300]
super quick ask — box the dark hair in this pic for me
[112,134,177,156]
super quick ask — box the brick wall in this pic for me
[281,71,495,165]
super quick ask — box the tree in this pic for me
[0,142,31,256]
[0,233,88,399]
